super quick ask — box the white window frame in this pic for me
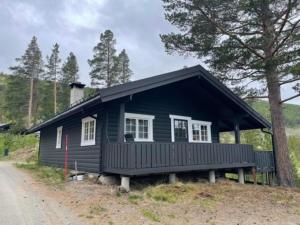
[56,126,63,149]
[169,114,212,143]
[81,116,97,146]
[191,120,212,143]
[124,113,155,142]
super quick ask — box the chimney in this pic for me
[69,82,85,106]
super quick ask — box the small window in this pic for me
[192,121,211,143]
[81,116,96,146]
[56,126,63,149]
[174,119,188,141]
[124,113,154,142]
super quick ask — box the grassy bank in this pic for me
[0,133,38,159]
[16,162,64,187]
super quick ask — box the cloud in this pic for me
[0,0,298,104]
[59,0,108,32]
[4,1,45,26]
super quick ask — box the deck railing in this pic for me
[103,142,267,176]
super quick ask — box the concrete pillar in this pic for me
[238,168,244,184]
[120,176,130,192]
[169,173,177,184]
[209,170,216,184]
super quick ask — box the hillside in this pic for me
[251,100,300,128]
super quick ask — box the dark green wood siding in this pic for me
[39,105,103,173]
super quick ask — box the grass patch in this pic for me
[0,134,38,158]
[128,194,143,204]
[141,209,160,222]
[146,182,194,203]
[89,205,107,215]
[16,162,64,187]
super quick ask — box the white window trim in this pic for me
[80,116,97,146]
[56,126,63,149]
[190,120,212,143]
[124,113,155,142]
[169,114,212,143]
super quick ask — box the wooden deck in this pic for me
[103,142,273,176]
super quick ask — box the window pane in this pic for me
[138,119,148,139]
[174,120,188,139]
[201,125,208,141]
[125,118,136,138]
[89,121,95,140]
[192,124,200,141]
[84,122,89,141]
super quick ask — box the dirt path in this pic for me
[0,162,84,225]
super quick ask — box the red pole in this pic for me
[64,134,69,180]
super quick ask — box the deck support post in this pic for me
[238,168,244,184]
[118,103,125,142]
[169,173,177,184]
[234,119,240,144]
[209,170,216,184]
[120,176,130,192]
[251,167,257,185]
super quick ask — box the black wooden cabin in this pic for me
[27,65,275,184]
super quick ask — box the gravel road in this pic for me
[0,162,84,225]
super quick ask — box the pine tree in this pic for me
[117,49,132,84]
[45,43,61,114]
[4,75,29,129]
[160,0,300,186]
[9,36,43,127]
[58,52,79,111]
[88,30,118,87]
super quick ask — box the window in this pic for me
[191,120,211,143]
[81,116,96,146]
[174,119,188,141]
[170,115,212,143]
[192,122,211,143]
[56,126,63,148]
[124,113,154,142]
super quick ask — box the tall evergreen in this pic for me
[160,0,300,186]
[44,43,61,114]
[4,75,28,129]
[59,52,79,111]
[9,36,43,127]
[88,30,118,87]
[117,49,132,84]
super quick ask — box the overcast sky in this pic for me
[0,0,299,105]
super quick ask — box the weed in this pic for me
[128,194,143,204]
[146,182,194,203]
[89,205,107,215]
[141,209,160,222]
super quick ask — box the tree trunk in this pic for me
[54,80,57,114]
[266,68,295,186]
[28,76,34,127]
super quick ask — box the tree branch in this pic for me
[270,0,292,48]
[280,93,300,103]
[272,18,300,56]
[279,78,300,85]
[197,6,265,59]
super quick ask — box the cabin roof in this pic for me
[27,65,271,133]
